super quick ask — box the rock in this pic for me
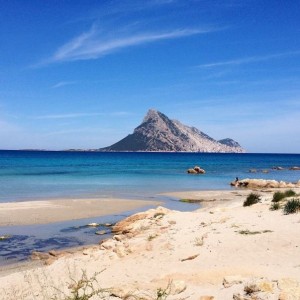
[232,178,299,189]
[187,168,197,174]
[104,223,113,227]
[272,166,285,170]
[194,166,205,174]
[187,166,205,174]
[112,213,148,234]
[290,166,300,170]
[223,275,244,288]
[95,230,107,235]
[199,296,214,300]
[170,280,187,295]
[112,206,171,234]
[113,235,124,242]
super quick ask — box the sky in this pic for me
[0,0,300,153]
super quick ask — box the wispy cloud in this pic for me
[52,81,77,89]
[33,111,131,120]
[45,26,214,64]
[197,51,300,68]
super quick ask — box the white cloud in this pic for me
[34,113,104,119]
[33,111,131,120]
[47,26,214,64]
[197,51,300,68]
[52,81,77,89]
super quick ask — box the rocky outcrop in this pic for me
[187,166,206,174]
[100,109,245,153]
[231,178,300,188]
[112,206,171,235]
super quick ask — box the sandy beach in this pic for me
[1,188,300,299]
[0,198,160,226]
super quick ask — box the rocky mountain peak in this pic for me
[100,109,245,153]
[143,109,160,122]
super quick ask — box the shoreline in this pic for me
[1,187,300,299]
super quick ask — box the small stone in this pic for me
[199,296,214,300]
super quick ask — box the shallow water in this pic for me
[0,151,299,202]
[0,151,299,265]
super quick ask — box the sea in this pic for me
[0,150,299,266]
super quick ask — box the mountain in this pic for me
[100,109,245,153]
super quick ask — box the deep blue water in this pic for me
[0,151,299,202]
[0,151,299,266]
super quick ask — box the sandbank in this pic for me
[0,198,161,226]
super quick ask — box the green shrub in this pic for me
[283,199,300,214]
[270,202,280,211]
[284,189,296,197]
[243,193,261,207]
[272,191,285,202]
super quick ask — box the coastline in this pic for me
[1,187,300,299]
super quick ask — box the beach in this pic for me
[1,188,300,299]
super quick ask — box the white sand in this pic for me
[0,198,160,226]
[1,188,300,299]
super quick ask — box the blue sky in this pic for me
[0,0,299,153]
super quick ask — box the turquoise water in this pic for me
[0,151,299,265]
[0,151,299,202]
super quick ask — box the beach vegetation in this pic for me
[283,199,300,214]
[270,202,280,211]
[243,193,261,207]
[272,190,297,203]
[51,270,109,300]
[284,189,297,197]
[156,282,171,300]
[272,191,285,202]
